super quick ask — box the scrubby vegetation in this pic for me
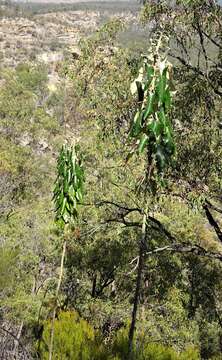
[1,1,222,359]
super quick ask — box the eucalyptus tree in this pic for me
[49,144,84,360]
[61,14,222,357]
[130,1,222,356]
[141,0,222,214]
[127,36,175,357]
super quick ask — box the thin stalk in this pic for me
[48,238,67,360]
[128,211,147,359]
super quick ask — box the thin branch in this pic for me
[148,216,176,242]
[193,16,208,72]
[169,51,206,76]
[146,243,222,261]
[0,326,30,357]
[97,200,142,214]
[81,224,105,237]
[193,24,222,49]
[205,199,222,215]
[203,204,222,243]
[96,268,116,296]
[105,218,141,228]
[127,256,139,275]
[169,52,222,97]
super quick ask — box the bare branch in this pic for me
[205,199,222,215]
[0,326,31,358]
[193,24,222,50]
[148,216,176,242]
[127,256,139,275]
[203,204,222,242]
[95,268,116,296]
[169,52,222,97]
[146,243,222,262]
[97,200,142,215]
[105,218,141,228]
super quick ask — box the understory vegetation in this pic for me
[1,1,222,359]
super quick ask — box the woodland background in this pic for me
[1,0,222,359]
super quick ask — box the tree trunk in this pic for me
[128,212,147,359]
[48,239,67,360]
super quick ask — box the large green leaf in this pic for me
[138,133,149,153]
[163,87,171,110]
[130,111,143,138]
[143,92,156,120]
[147,118,163,138]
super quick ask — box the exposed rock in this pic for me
[0,10,100,68]
[0,9,137,69]
[38,139,49,150]
[69,45,81,59]
[19,133,32,147]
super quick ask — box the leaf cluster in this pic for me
[53,145,85,227]
[130,54,175,175]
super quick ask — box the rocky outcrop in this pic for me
[0,10,100,68]
[0,8,138,68]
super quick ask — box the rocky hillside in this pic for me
[0,11,100,67]
[0,5,137,68]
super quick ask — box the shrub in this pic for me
[39,311,95,360]
[39,313,200,360]
[103,326,200,360]
[142,344,200,360]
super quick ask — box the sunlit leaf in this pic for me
[138,133,149,153]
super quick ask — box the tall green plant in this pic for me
[128,38,175,358]
[49,144,85,360]
[53,144,84,227]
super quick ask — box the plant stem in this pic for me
[48,239,67,360]
[128,211,147,359]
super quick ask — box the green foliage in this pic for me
[141,0,222,194]
[15,63,47,94]
[141,343,199,360]
[0,199,58,325]
[39,311,200,360]
[0,63,58,139]
[0,60,65,353]
[1,6,222,360]
[197,316,222,359]
[105,325,200,360]
[40,311,95,360]
[0,246,18,290]
[0,136,31,175]
[129,43,175,177]
[53,144,85,227]
[68,19,135,136]
[63,17,222,359]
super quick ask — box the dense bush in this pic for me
[39,312,200,360]
[39,311,95,360]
